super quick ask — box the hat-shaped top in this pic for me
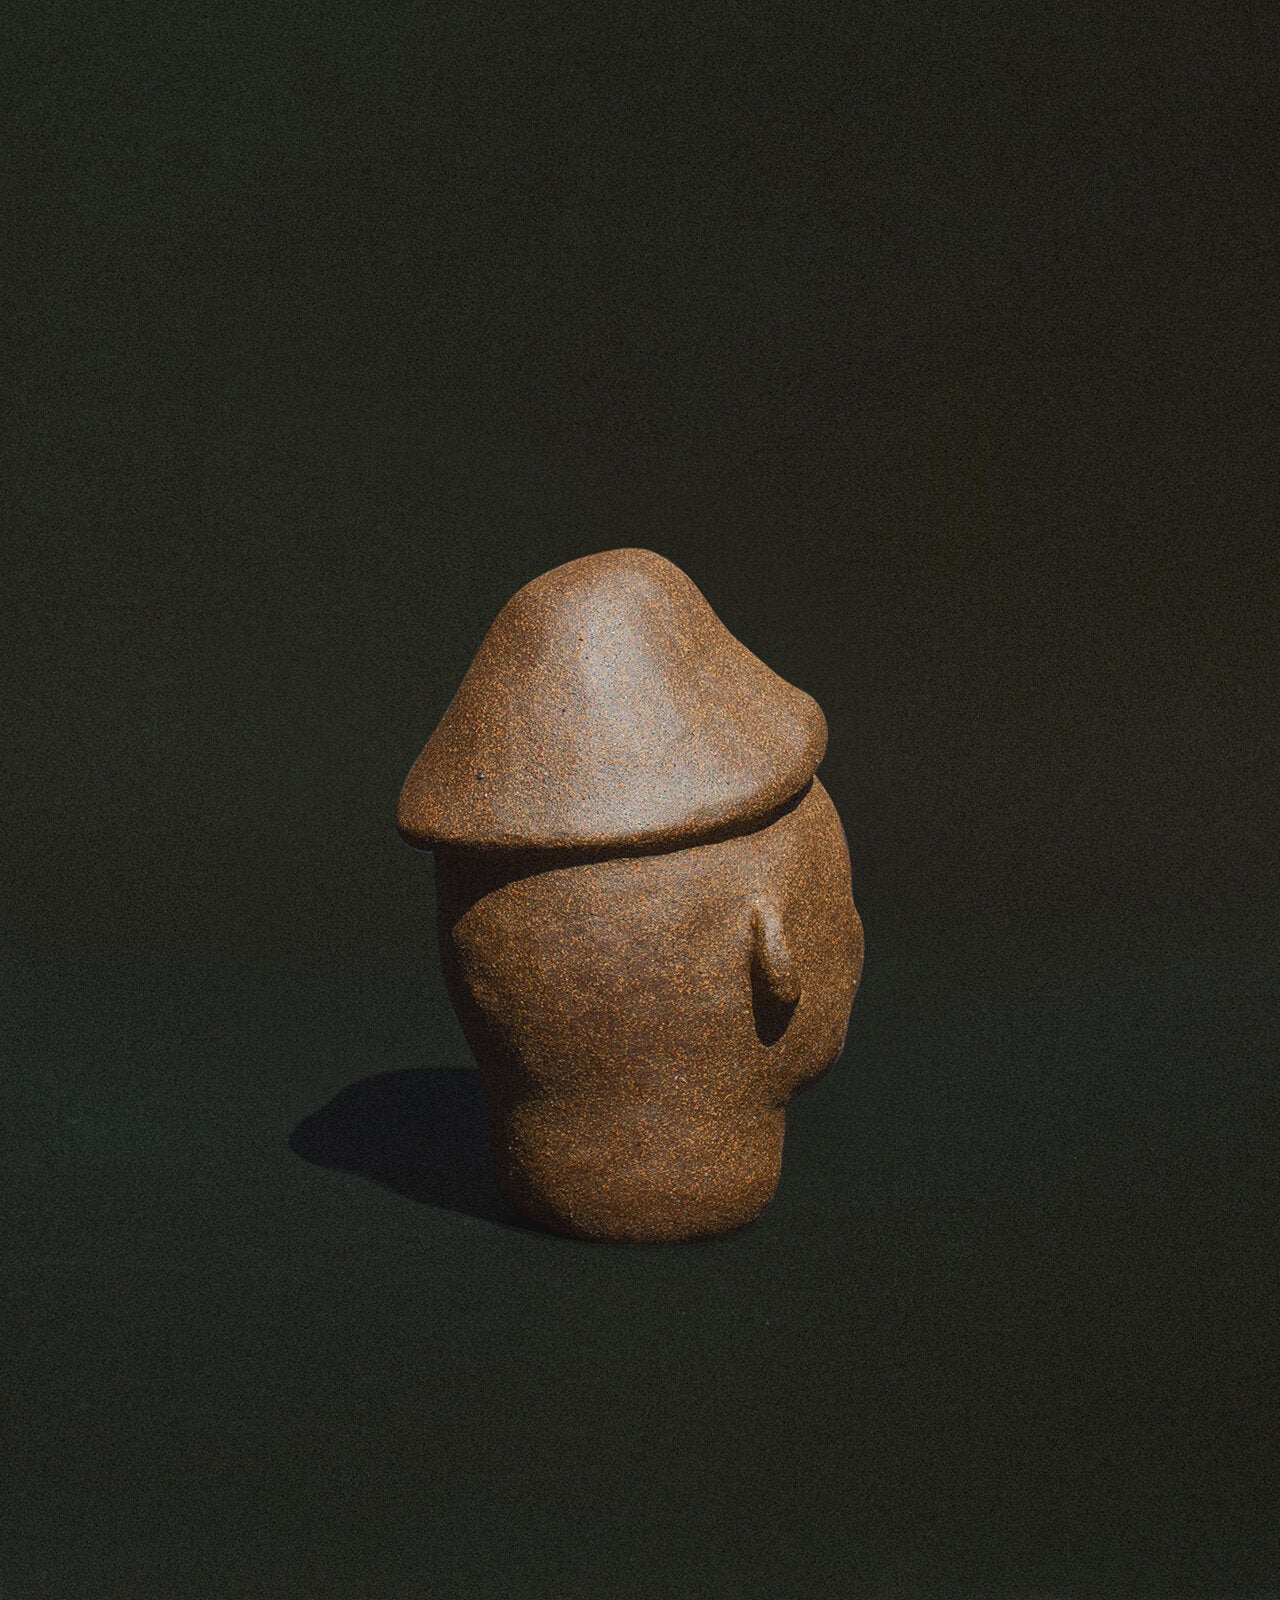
[396,548,826,854]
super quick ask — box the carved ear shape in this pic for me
[750,899,801,1013]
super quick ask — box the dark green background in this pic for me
[7,4,1277,1595]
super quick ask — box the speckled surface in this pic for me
[399,549,863,1242]
[436,778,862,1242]
[396,546,827,854]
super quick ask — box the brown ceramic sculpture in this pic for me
[397,549,863,1243]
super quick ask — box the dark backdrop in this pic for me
[7,4,1277,1596]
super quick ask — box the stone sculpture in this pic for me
[397,548,863,1242]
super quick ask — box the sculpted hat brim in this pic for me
[396,548,827,854]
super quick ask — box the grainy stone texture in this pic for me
[398,548,863,1243]
[396,546,825,854]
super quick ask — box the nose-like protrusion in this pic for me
[750,899,801,1011]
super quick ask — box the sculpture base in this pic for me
[488,1102,787,1245]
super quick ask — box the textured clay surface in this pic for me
[398,548,864,1243]
[436,779,862,1242]
[397,546,826,854]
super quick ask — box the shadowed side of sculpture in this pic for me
[288,1067,518,1226]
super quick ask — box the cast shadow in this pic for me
[750,971,798,1046]
[289,1066,520,1226]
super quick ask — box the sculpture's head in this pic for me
[398,549,863,1242]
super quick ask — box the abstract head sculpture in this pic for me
[398,548,863,1242]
